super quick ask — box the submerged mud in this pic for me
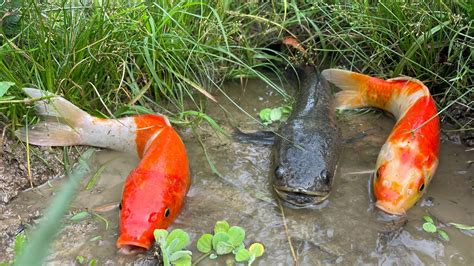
[0,78,473,265]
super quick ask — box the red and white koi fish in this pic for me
[321,69,440,215]
[16,88,190,253]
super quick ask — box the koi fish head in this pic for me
[373,142,437,215]
[116,169,188,254]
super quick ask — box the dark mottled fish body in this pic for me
[273,66,341,206]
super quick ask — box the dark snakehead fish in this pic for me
[273,66,341,207]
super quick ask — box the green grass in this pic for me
[1,1,472,132]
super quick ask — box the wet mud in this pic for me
[0,78,472,265]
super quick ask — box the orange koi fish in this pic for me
[321,69,440,215]
[16,88,190,253]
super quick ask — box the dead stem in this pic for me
[277,198,298,265]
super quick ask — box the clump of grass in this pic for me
[0,0,288,131]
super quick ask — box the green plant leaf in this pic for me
[169,250,192,262]
[70,211,90,221]
[209,253,218,259]
[228,226,245,247]
[270,108,282,121]
[88,258,97,266]
[422,222,437,233]
[233,242,245,254]
[249,243,265,257]
[423,215,434,224]
[235,248,251,262]
[197,233,213,253]
[212,232,230,250]
[14,232,27,256]
[166,229,190,253]
[154,229,169,242]
[449,223,474,230]
[437,230,450,241]
[259,108,272,122]
[0,82,15,97]
[214,220,230,234]
[215,241,234,255]
[281,106,292,115]
[172,253,191,266]
[75,255,85,264]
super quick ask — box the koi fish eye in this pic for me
[375,168,381,179]
[418,183,425,192]
[164,208,170,218]
[119,202,122,211]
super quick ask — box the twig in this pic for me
[277,198,298,265]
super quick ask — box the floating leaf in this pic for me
[88,258,97,266]
[232,242,245,254]
[214,220,230,234]
[212,232,230,250]
[249,243,265,257]
[89,236,101,242]
[422,222,437,233]
[172,253,192,266]
[423,215,434,224]
[228,226,245,247]
[270,108,282,121]
[449,223,474,230]
[215,241,233,255]
[281,106,292,115]
[75,255,85,264]
[259,108,272,122]
[209,253,218,259]
[70,211,90,221]
[154,229,169,241]
[235,248,251,262]
[0,82,15,97]
[166,229,190,253]
[197,233,213,253]
[169,250,192,262]
[437,230,450,241]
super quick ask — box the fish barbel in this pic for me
[322,69,440,215]
[16,88,190,253]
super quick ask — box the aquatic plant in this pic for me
[154,229,192,266]
[259,105,292,125]
[422,215,449,241]
[195,220,265,265]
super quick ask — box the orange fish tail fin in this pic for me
[15,88,91,146]
[321,69,371,110]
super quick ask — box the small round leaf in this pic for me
[423,215,434,224]
[215,241,234,255]
[209,253,218,260]
[214,221,230,234]
[154,229,169,241]
[197,234,213,253]
[270,108,282,121]
[228,226,245,247]
[249,243,265,257]
[437,230,450,241]
[259,108,272,122]
[166,229,190,253]
[170,250,192,262]
[235,248,251,262]
[422,222,437,233]
[212,232,230,250]
[172,253,192,266]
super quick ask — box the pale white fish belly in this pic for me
[79,117,138,156]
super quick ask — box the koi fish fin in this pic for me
[15,88,91,146]
[15,121,81,146]
[321,69,370,110]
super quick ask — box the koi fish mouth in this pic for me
[274,186,330,207]
[116,237,151,255]
[375,201,406,216]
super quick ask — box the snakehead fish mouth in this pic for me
[274,185,330,207]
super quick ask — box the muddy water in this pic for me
[1,78,473,265]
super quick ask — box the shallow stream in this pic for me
[1,77,473,265]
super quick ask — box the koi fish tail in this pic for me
[321,69,372,110]
[15,88,93,146]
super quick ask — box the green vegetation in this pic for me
[1,0,472,132]
[259,105,292,125]
[154,229,192,266]
[195,220,264,265]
